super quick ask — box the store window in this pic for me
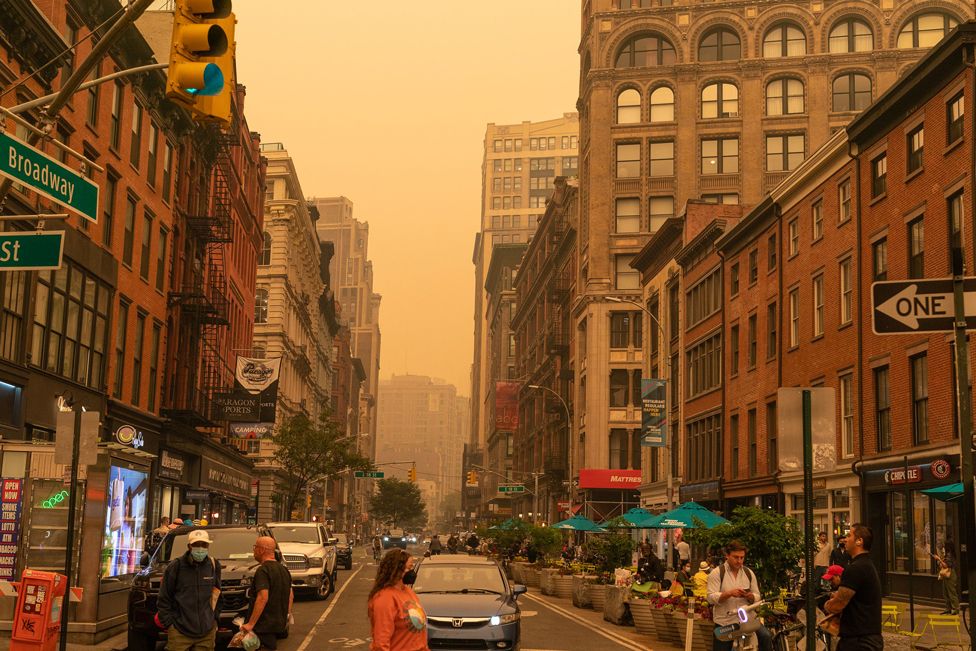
[25,478,84,575]
[888,491,954,575]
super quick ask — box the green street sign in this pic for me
[0,132,99,223]
[0,231,64,270]
[354,470,385,478]
[497,484,525,494]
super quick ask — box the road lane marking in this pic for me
[296,563,367,651]
[523,592,648,651]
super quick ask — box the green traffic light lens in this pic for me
[187,63,224,96]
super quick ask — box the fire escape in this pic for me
[164,124,237,426]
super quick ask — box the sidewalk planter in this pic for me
[650,608,681,645]
[510,562,526,585]
[553,575,574,599]
[572,576,593,608]
[630,600,655,635]
[604,586,632,625]
[540,568,558,595]
[588,584,609,611]
[523,567,541,588]
[674,614,714,651]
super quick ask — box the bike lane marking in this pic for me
[522,592,648,651]
[296,563,367,651]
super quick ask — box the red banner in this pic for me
[495,381,520,430]
[578,468,642,490]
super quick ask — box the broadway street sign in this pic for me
[353,470,384,478]
[0,231,63,270]
[0,132,99,223]
[872,278,976,334]
[497,484,525,494]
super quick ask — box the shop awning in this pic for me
[921,482,963,502]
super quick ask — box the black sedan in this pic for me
[413,555,526,651]
[334,532,353,569]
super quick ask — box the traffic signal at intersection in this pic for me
[466,470,478,485]
[166,0,237,128]
[408,466,417,483]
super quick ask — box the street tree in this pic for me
[272,410,373,516]
[370,478,426,529]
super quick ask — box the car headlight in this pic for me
[383,536,389,541]
[311,556,326,567]
[490,613,520,626]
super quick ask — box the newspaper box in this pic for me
[10,569,67,651]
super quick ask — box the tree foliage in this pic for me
[587,530,636,575]
[272,410,374,516]
[683,506,803,596]
[528,525,563,562]
[370,478,427,529]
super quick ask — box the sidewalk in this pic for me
[65,631,127,651]
[882,599,969,651]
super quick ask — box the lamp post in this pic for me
[526,385,573,518]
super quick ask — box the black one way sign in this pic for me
[872,278,976,334]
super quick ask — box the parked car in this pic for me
[334,532,353,569]
[413,555,526,651]
[267,521,338,599]
[383,528,408,549]
[127,524,278,651]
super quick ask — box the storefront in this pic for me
[862,453,960,602]
[679,480,722,511]
[782,469,859,540]
[578,468,641,521]
[198,456,253,524]
[154,449,190,525]
[723,477,780,513]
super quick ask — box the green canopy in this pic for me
[636,501,729,529]
[488,517,524,531]
[551,515,606,532]
[601,507,653,528]
[921,483,963,502]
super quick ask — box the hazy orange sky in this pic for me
[233,2,580,395]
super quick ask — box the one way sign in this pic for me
[872,278,976,334]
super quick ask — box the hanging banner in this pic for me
[0,479,23,580]
[641,379,667,447]
[234,356,281,423]
[495,381,520,430]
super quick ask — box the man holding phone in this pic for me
[707,540,772,651]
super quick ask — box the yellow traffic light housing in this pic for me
[408,466,417,483]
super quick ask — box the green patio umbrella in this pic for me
[488,517,524,531]
[636,501,729,529]
[551,514,606,532]
[921,482,963,502]
[600,507,653,528]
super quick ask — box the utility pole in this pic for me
[525,386,572,517]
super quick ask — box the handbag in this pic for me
[939,567,951,580]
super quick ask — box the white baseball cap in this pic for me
[188,530,212,545]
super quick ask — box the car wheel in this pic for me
[315,572,333,600]
[127,627,157,651]
[344,560,352,570]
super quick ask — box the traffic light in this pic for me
[466,470,478,485]
[408,466,417,483]
[167,0,237,128]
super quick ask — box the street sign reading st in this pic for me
[353,470,384,478]
[872,278,976,334]
[0,131,99,223]
[497,484,525,494]
[0,231,64,270]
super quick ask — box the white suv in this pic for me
[268,522,338,600]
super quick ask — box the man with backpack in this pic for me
[706,540,772,651]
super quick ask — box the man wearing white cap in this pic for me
[156,529,222,651]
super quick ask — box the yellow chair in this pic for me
[909,613,966,650]
[881,604,902,633]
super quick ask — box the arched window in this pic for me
[616,88,642,124]
[832,73,872,112]
[699,27,741,62]
[615,33,676,68]
[701,82,739,118]
[258,232,272,266]
[897,13,958,48]
[254,288,269,324]
[766,78,805,116]
[828,18,873,53]
[763,23,806,58]
[650,87,675,122]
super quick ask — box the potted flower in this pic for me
[552,562,575,599]
[587,572,612,611]
[649,593,683,644]
[629,587,656,635]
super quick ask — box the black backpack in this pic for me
[718,563,755,592]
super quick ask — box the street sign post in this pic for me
[497,485,525,494]
[872,278,976,334]
[353,470,384,478]
[0,231,63,270]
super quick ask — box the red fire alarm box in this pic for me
[11,569,66,651]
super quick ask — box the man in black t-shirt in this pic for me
[825,524,883,651]
[241,536,293,650]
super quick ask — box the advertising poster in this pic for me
[234,356,282,423]
[640,379,667,447]
[494,381,520,430]
[0,478,22,580]
[101,466,148,577]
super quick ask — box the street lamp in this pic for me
[526,384,573,519]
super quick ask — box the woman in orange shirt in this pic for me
[368,549,429,651]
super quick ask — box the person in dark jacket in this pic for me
[156,529,221,651]
[830,537,851,569]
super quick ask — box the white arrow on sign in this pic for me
[876,283,976,329]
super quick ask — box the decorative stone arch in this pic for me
[613,82,645,122]
[688,13,750,61]
[761,72,808,114]
[752,6,817,57]
[829,66,878,109]
[886,1,970,50]
[697,75,741,95]
[646,82,678,122]
[818,3,885,53]
[603,20,685,68]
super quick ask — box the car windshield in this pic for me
[334,533,348,544]
[414,563,506,594]
[269,526,320,544]
[165,530,260,561]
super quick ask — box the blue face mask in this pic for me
[191,547,209,562]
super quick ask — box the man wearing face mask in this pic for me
[240,536,293,649]
[156,529,222,651]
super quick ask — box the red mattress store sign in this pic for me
[578,469,642,490]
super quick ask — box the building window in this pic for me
[147,322,160,412]
[947,93,964,144]
[686,270,721,327]
[788,218,799,256]
[156,227,168,292]
[146,122,158,186]
[610,312,632,348]
[615,255,639,290]
[730,263,740,296]
[110,81,124,150]
[649,197,674,231]
[616,142,640,178]
[650,86,675,122]
[875,366,891,451]
[766,301,777,359]
[748,249,758,285]
[766,133,804,172]
[609,429,628,469]
[870,154,887,198]
[132,312,145,405]
[813,274,824,337]
[699,27,741,62]
[610,369,629,408]
[763,23,806,58]
[909,216,924,279]
[649,141,674,177]
[86,63,100,128]
[113,299,129,399]
[829,18,873,53]
[911,353,928,444]
[162,141,174,203]
[255,288,269,324]
[872,237,888,281]
[747,408,757,475]
[730,324,740,375]
[668,283,680,340]
[102,174,117,247]
[730,414,740,479]
[747,313,757,367]
[139,210,153,280]
[616,88,641,124]
[702,138,738,175]
[832,73,872,112]
[840,373,854,458]
[701,82,738,119]
[949,191,964,267]
[766,402,778,474]
[907,125,924,174]
[789,287,799,348]
[839,258,853,325]
[687,333,721,397]
[615,32,676,67]
[839,180,852,222]
[130,102,143,169]
[122,196,137,267]
[702,193,739,205]
[812,200,823,240]
[615,198,640,233]
[686,414,721,481]
[897,13,958,48]
[766,78,804,116]
[259,232,272,265]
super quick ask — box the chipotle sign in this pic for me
[578,468,642,490]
